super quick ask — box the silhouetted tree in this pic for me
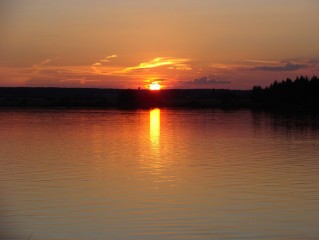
[251,75,319,109]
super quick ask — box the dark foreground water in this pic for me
[1,109,319,240]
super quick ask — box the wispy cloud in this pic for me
[120,57,191,73]
[40,59,51,65]
[244,59,280,64]
[210,63,251,70]
[145,78,166,83]
[100,54,118,62]
[186,76,230,85]
[2,55,319,89]
[32,58,56,74]
[92,54,117,66]
[210,59,313,73]
[253,62,307,72]
[33,58,52,69]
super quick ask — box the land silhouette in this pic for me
[251,76,319,110]
[0,76,318,110]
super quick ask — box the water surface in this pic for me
[1,109,319,240]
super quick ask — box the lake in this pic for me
[1,109,319,240]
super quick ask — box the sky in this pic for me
[1,0,319,89]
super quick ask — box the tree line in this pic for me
[251,76,319,108]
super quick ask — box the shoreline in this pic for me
[0,87,318,112]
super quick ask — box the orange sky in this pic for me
[1,0,319,89]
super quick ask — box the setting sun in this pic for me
[149,81,161,90]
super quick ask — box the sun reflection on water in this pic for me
[150,108,160,152]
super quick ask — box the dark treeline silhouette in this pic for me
[116,89,250,109]
[0,87,250,109]
[251,76,319,110]
[1,76,318,110]
[0,87,121,108]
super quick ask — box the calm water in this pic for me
[1,109,319,240]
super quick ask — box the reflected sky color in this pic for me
[0,109,319,240]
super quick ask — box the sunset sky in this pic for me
[1,0,319,89]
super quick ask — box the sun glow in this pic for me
[149,81,161,90]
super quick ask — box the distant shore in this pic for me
[1,77,319,112]
[0,87,252,109]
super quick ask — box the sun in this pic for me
[149,81,161,90]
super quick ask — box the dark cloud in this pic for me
[308,58,319,64]
[188,76,230,85]
[253,63,307,72]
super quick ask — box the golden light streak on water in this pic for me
[150,108,160,152]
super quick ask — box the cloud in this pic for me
[244,59,280,64]
[253,62,307,72]
[92,54,118,66]
[24,67,133,88]
[120,57,190,73]
[26,77,100,87]
[145,78,166,83]
[31,58,54,74]
[308,58,319,64]
[100,54,118,62]
[209,63,251,71]
[40,59,51,65]
[33,58,52,69]
[90,56,192,79]
[187,76,231,85]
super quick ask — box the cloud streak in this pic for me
[244,59,280,64]
[120,57,191,73]
[186,76,231,85]
[92,54,117,66]
[253,62,307,72]
[40,59,52,65]
[3,56,318,89]
[100,54,117,62]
